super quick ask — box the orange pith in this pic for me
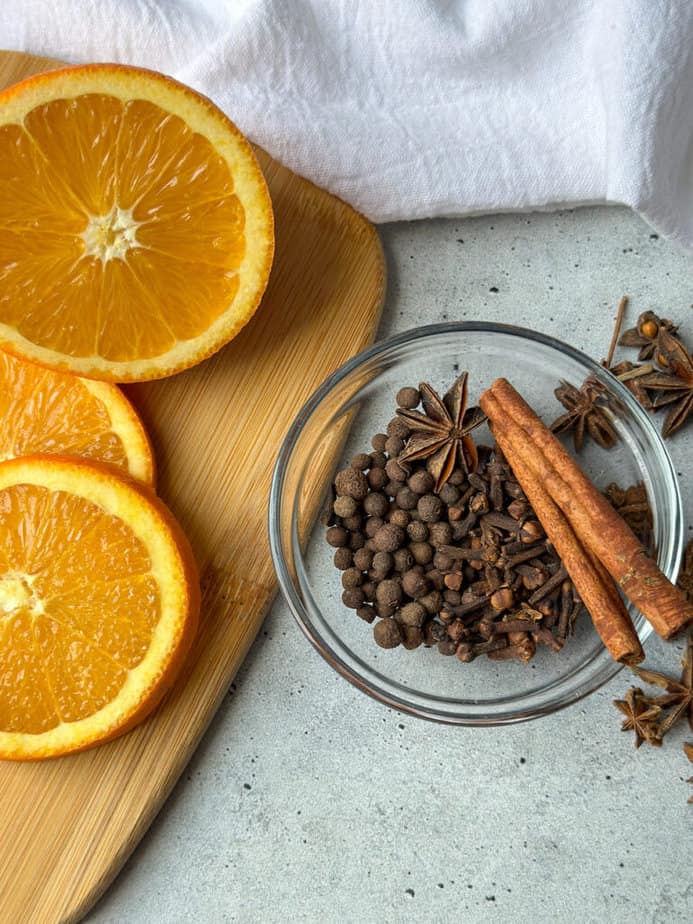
[0,456,199,759]
[0,64,274,382]
[0,349,155,483]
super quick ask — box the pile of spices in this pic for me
[550,296,693,448]
[326,373,653,664]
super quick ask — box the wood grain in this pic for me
[0,51,385,924]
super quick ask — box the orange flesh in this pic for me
[0,94,245,361]
[0,350,130,468]
[0,483,160,733]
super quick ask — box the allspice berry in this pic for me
[356,604,376,623]
[409,541,434,565]
[341,567,363,589]
[373,618,402,649]
[419,590,443,614]
[401,625,424,650]
[349,531,365,551]
[386,417,410,439]
[376,601,396,619]
[365,516,384,538]
[342,514,363,531]
[368,467,389,490]
[385,458,408,483]
[363,492,389,517]
[395,487,418,511]
[402,569,429,599]
[333,495,358,518]
[371,433,388,451]
[396,386,420,409]
[353,547,373,571]
[351,452,372,471]
[362,581,376,601]
[397,601,426,627]
[407,520,429,542]
[407,469,434,495]
[418,493,442,523]
[326,526,348,548]
[447,468,466,486]
[384,435,404,457]
[388,508,410,529]
[335,467,369,499]
[372,550,394,574]
[393,548,414,572]
[438,483,460,506]
[342,587,365,609]
[373,523,405,552]
[333,547,353,570]
[376,578,403,608]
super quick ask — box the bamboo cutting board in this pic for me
[0,51,385,924]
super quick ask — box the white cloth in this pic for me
[4,0,693,250]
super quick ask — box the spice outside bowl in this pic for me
[269,323,684,725]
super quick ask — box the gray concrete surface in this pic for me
[87,206,693,924]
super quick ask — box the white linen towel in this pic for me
[4,0,693,251]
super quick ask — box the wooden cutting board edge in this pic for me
[0,50,386,924]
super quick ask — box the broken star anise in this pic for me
[678,539,693,604]
[396,372,486,491]
[631,632,693,738]
[613,687,663,748]
[550,376,618,452]
[619,310,678,361]
[637,329,693,437]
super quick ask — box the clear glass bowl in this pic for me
[269,323,683,725]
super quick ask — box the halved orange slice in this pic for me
[0,456,199,759]
[0,64,274,382]
[0,349,155,484]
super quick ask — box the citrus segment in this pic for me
[0,457,198,759]
[0,64,274,381]
[0,350,155,483]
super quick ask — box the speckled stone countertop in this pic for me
[87,206,693,924]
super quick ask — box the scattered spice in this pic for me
[550,377,617,451]
[635,329,693,438]
[551,297,692,448]
[613,687,662,749]
[619,309,678,361]
[630,632,693,738]
[396,372,486,491]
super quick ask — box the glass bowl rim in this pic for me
[269,321,684,725]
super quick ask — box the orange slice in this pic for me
[0,64,274,382]
[0,349,155,484]
[0,456,199,759]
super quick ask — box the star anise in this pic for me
[631,632,693,737]
[613,687,663,748]
[396,372,487,491]
[550,376,617,451]
[637,329,693,437]
[619,310,678,361]
[678,539,693,604]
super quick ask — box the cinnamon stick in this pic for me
[480,391,643,664]
[487,378,693,639]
